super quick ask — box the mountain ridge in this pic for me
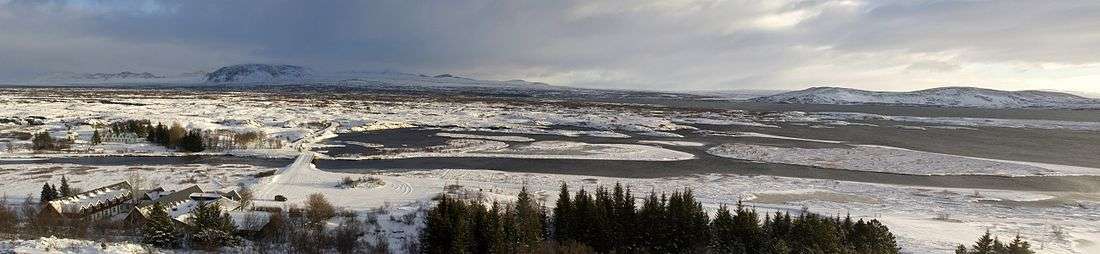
[752,86,1100,108]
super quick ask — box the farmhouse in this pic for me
[39,181,133,221]
[103,132,144,144]
[126,185,204,225]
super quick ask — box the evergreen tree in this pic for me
[1006,235,1034,254]
[552,182,573,242]
[610,183,637,251]
[956,232,1034,254]
[39,183,56,202]
[972,231,996,254]
[710,205,741,253]
[731,200,763,252]
[188,201,240,250]
[420,184,903,254]
[788,212,843,253]
[849,219,899,254]
[141,202,182,248]
[420,195,471,254]
[665,189,710,253]
[178,129,205,152]
[957,244,970,254]
[59,175,71,198]
[513,186,545,251]
[637,191,667,252]
[49,184,59,200]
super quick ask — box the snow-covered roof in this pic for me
[189,192,223,200]
[228,211,273,231]
[49,181,132,215]
[171,198,241,225]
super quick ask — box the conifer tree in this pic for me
[956,232,1032,254]
[40,183,55,202]
[514,186,545,251]
[178,129,205,152]
[141,202,182,248]
[552,182,573,242]
[731,200,763,252]
[59,176,71,198]
[188,201,240,250]
[972,231,997,254]
[710,205,740,253]
[1006,235,1034,254]
[993,239,1008,254]
[849,219,899,254]
[420,195,471,254]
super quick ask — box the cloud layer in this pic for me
[2,0,1099,92]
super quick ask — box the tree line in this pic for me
[955,231,1035,254]
[29,120,205,152]
[145,122,205,152]
[38,175,76,203]
[420,183,1034,254]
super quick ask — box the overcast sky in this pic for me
[2,0,1099,92]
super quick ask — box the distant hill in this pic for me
[329,70,556,89]
[751,86,1100,108]
[684,89,789,100]
[34,71,165,82]
[205,64,312,82]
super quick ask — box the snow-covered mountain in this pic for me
[33,71,165,82]
[205,64,312,82]
[684,89,789,100]
[330,70,555,89]
[752,86,1100,108]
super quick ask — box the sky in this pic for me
[1,0,1099,92]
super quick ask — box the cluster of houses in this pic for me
[39,181,276,233]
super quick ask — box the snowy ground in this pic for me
[5,153,1091,253]
[325,139,695,161]
[0,162,275,203]
[0,237,156,254]
[707,143,1100,176]
[3,89,1100,253]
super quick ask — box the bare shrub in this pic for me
[332,216,363,254]
[0,196,16,234]
[305,193,336,227]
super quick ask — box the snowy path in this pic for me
[254,151,316,200]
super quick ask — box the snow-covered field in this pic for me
[2,88,1099,253]
[707,143,1100,176]
[2,154,1097,253]
[326,139,695,161]
[0,237,156,254]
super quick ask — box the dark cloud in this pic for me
[1,0,1098,92]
